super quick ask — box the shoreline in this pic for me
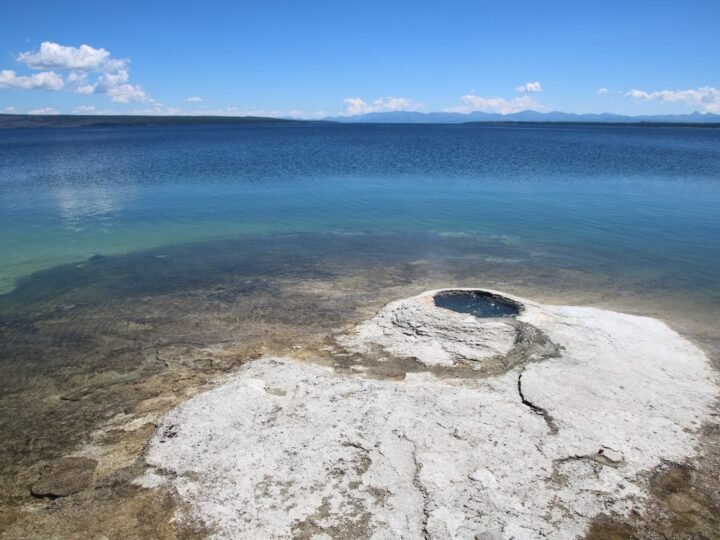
[2,113,719,130]
[1,262,719,537]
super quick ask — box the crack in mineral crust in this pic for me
[396,430,432,540]
[517,369,559,435]
[555,451,625,469]
[411,444,432,540]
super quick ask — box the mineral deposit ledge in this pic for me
[136,289,718,539]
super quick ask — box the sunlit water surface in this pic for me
[1,123,719,305]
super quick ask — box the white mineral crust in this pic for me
[340,291,517,367]
[138,289,717,539]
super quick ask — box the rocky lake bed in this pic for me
[1,234,719,539]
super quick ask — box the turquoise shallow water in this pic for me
[1,123,719,300]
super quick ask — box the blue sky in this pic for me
[1,0,719,117]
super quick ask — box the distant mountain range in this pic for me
[2,111,719,129]
[0,113,302,129]
[326,110,720,124]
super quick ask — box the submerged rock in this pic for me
[137,289,717,539]
[31,456,97,498]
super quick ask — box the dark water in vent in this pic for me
[434,290,521,318]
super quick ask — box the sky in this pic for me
[1,0,719,118]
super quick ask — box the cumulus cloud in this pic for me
[625,86,720,113]
[3,106,17,113]
[66,71,88,85]
[2,41,151,103]
[28,107,59,115]
[342,96,423,116]
[17,42,111,71]
[515,81,543,93]
[186,96,203,102]
[93,68,150,103]
[445,94,543,114]
[0,69,64,90]
[597,87,609,95]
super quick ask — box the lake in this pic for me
[2,123,719,301]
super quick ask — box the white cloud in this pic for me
[95,69,150,103]
[18,42,111,71]
[445,94,543,114]
[625,86,720,113]
[515,81,543,93]
[66,71,87,84]
[186,96,203,102]
[3,41,151,103]
[3,106,17,113]
[597,87,609,95]
[0,69,64,90]
[75,83,96,95]
[342,96,423,116]
[28,107,59,115]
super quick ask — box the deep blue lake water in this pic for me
[1,123,719,305]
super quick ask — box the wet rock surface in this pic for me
[30,457,97,498]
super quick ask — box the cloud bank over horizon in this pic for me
[625,86,720,114]
[2,41,720,118]
[444,94,544,115]
[341,97,424,116]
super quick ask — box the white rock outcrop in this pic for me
[340,291,519,368]
[138,290,717,539]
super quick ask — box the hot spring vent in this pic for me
[433,290,521,318]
